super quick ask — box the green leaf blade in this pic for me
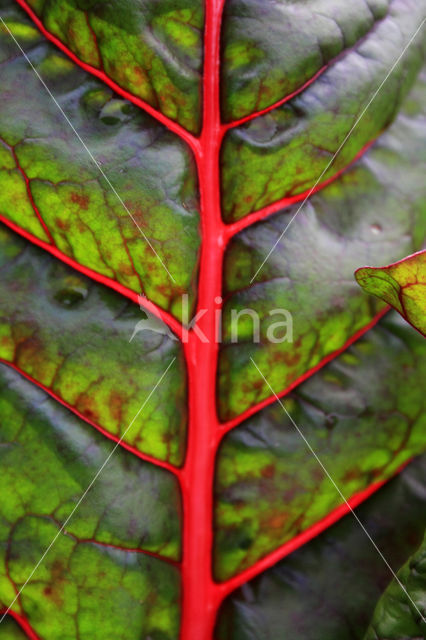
[22,0,204,133]
[216,455,426,639]
[0,226,187,465]
[221,0,391,122]
[221,0,425,221]
[0,363,182,638]
[219,73,426,420]
[0,0,201,320]
[215,313,426,580]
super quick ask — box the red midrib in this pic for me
[179,0,227,636]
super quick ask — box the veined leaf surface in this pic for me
[0,0,425,638]
[216,455,426,639]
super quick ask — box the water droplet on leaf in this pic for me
[54,285,88,307]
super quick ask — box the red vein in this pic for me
[64,536,180,568]
[0,359,181,477]
[13,0,200,155]
[9,146,55,245]
[216,462,410,598]
[0,610,41,640]
[83,11,103,71]
[222,67,326,131]
[0,214,184,340]
[37,513,180,565]
[220,306,390,433]
[221,3,391,132]
[224,137,377,239]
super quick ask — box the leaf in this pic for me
[355,251,426,336]
[0,0,425,637]
[221,0,391,122]
[220,0,425,221]
[0,225,187,465]
[20,0,204,133]
[215,313,426,580]
[0,0,201,320]
[363,533,426,639]
[216,455,426,639]
[219,74,426,419]
[0,362,181,638]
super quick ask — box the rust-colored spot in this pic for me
[43,560,66,607]
[118,261,134,277]
[260,464,275,478]
[283,351,302,366]
[250,378,264,392]
[55,217,71,231]
[76,394,100,423]
[108,390,124,424]
[343,468,361,483]
[132,66,147,89]
[16,335,44,372]
[266,513,287,530]
[71,192,90,210]
[82,407,98,421]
